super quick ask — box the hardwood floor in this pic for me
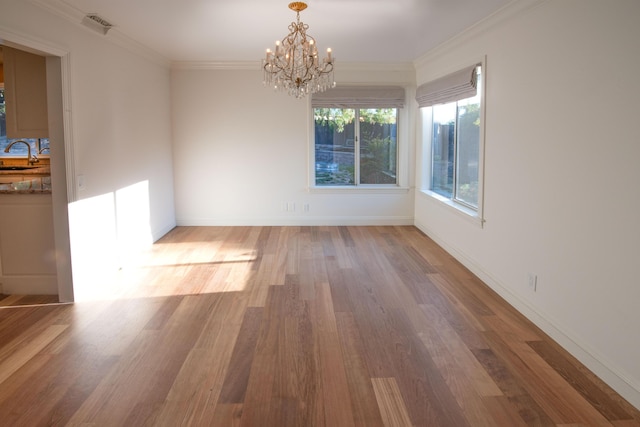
[0,226,638,426]
[0,294,59,306]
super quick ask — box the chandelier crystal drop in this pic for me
[262,2,336,99]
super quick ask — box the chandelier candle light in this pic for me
[262,2,336,98]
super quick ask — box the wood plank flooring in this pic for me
[0,226,639,426]
[0,294,59,307]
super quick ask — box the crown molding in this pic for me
[171,61,261,71]
[172,60,414,73]
[414,0,548,68]
[28,0,170,68]
[338,62,415,73]
[0,25,68,57]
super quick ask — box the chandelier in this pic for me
[262,2,336,98]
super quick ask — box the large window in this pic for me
[314,107,398,186]
[431,87,480,208]
[311,86,404,187]
[417,64,483,213]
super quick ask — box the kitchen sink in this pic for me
[0,165,40,171]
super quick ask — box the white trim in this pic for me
[417,190,484,228]
[414,220,640,410]
[171,61,260,71]
[338,61,415,74]
[309,186,410,195]
[171,60,415,77]
[176,215,414,227]
[151,220,177,243]
[414,0,548,68]
[0,25,77,302]
[476,58,487,224]
[60,53,76,203]
[0,25,67,57]
[106,31,170,68]
[28,0,170,67]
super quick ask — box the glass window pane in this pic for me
[431,103,456,198]
[0,88,6,153]
[38,138,50,155]
[426,65,482,212]
[454,67,481,208]
[314,108,355,185]
[1,138,43,158]
[359,108,397,185]
[455,95,480,208]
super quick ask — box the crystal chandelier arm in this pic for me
[262,2,336,98]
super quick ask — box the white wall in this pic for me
[1,0,176,299]
[414,0,640,408]
[171,64,416,226]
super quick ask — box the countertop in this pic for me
[0,165,52,194]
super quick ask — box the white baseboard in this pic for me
[151,220,177,242]
[176,215,415,227]
[414,219,640,411]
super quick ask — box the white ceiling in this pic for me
[41,0,512,62]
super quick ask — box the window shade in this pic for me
[312,86,405,108]
[415,64,479,108]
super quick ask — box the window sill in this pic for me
[309,186,410,195]
[418,189,485,228]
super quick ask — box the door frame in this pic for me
[0,28,76,301]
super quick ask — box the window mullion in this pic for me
[453,103,460,201]
[354,109,361,185]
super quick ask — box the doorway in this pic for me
[0,37,74,303]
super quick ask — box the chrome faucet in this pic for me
[3,140,39,165]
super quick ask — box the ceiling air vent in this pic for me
[82,13,114,35]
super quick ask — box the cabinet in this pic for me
[0,193,57,295]
[2,46,49,138]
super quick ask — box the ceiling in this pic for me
[39,0,512,63]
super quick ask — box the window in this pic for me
[314,107,398,186]
[312,86,404,187]
[431,86,480,208]
[0,87,5,148]
[0,88,50,158]
[417,64,483,214]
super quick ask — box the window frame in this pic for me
[312,107,399,188]
[309,92,410,194]
[419,61,486,226]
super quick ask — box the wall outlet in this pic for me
[527,273,537,291]
[303,203,310,213]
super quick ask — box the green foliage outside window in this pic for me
[314,107,398,185]
[314,108,396,132]
[0,89,5,123]
[360,136,396,184]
